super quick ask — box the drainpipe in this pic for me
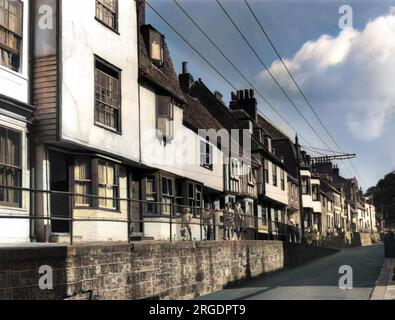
[295,136,305,243]
[28,1,35,242]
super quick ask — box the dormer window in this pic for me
[149,29,164,65]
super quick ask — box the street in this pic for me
[197,244,384,300]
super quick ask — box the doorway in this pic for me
[49,150,70,233]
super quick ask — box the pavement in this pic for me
[196,244,385,300]
[371,258,395,300]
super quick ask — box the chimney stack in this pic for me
[178,62,194,93]
[229,89,258,121]
[333,164,340,176]
[137,0,146,26]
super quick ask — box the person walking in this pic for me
[384,228,395,259]
[181,208,193,241]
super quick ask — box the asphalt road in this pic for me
[197,244,384,300]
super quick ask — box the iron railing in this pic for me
[0,185,303,245]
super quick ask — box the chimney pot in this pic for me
[245,89,249,100]
[182,62,189,74]
[214,91,223,101]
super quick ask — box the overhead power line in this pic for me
[215,0,342,156]
[145,1,237,91]
[147,0,363,186]
[243,0,368,188]
[171,0,312,147]
[146,0,314,149]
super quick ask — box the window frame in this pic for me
[0,125,22,208]
[95,0,119,33]
[264,159,269,184]
[145,175,157,215]
[156,95,174,144]
[161,176,175,216]
[280,169,285,191]
[312,184,319,201]
[73,157,93,208]
[94,56,122,134]
[71,157,120,212]
[200,139,213,171]
[148,28,164,65]
[272,164,278,187]
[302,176,310,195]
[0,0,23,72]
[97,159,119,211]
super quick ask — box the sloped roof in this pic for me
[320,178,341,201]
[139,25,186,104]
[184,82,260,167]
[257,114,290,140]
[271,139,298,179]
[183,94,223,133]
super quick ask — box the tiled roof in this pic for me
[184,82,260,167]
[139,25,186,104]
[271,139,298,179]
[183,94,223,132]
[257,114,290,140]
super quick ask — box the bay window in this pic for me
[72,157,120,211]
[302,177,310,195]
[98,160,118,210]
[0,126,21,207]
[146,176,157,214]
[188,183,202,217]
[74,158,92,207]
[312,184,319,201]
[162,177,174,215]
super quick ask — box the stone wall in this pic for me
[0,241,337,300]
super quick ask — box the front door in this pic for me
[49,150,70,233]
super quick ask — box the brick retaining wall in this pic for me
[0,241,337,300]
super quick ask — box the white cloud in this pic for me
[258,9,395,142]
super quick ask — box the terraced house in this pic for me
[0,0,35,243]
[0,0,376,247]
[137,22,224,240]
[257,115,301,239]
[182,76,260,239]
[31,0,140,242]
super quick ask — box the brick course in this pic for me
[0,241,337,300]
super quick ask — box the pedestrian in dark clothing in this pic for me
[384,230,395,259]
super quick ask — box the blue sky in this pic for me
[146,0,395,190]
